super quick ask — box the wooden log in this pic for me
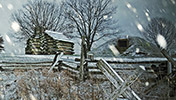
[79,36,88,81]
[88,66,136,70]
[161,49,176,68]
[75,58,165,64]
[97,59,141,100]
[61,62,78,71]
[60,66,79,74]
[0,61,53,64]
[0,64,51,67]
[49,52,63,72]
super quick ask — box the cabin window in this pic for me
[118,39,128,47]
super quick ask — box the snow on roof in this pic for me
[118,35,129,39]
[45,30,73,43]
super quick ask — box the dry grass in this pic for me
[2,66,176,100]
[13,68,110,100]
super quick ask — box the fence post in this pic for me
[167,61,172,75]
[97,59,142,100]
[48,52,63,73]
[79,36,88,81]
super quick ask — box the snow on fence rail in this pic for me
[75,57,172,64]
[0,54,77,68]
[1,54,173,63]
[0,54,172,75]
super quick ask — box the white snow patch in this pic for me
[156,34,167,49]
[136,48,140,53]
[139,65,146,71]
[126,35,129,38]
[103,15,108,19]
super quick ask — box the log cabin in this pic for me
[25,27,74,55]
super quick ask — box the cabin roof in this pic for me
[45,30,73,43]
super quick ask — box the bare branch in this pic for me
[12,0,66,40]
[64,0,119,51]
[143,17,176,51]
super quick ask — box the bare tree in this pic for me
[64,0,119,52]
[0,36,4,52]
[143,17,176,67]
[12,0,66,39]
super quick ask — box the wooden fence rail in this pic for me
[0,59,156,75]
[75,58,169,64]
[0,55,172,77]
[0,55,174,100]
[97,59,142,100]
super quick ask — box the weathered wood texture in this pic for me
[97,59,141,100]
[49,52,63,72]
[75,58,167,64]
[0,54,173,79]
[25,28,74,55]
[79,36,88,80]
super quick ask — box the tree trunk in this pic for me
[86,41,91,52]
[161,49,176,68]
[87,46,91,52]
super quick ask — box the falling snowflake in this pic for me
[156,34,167,49]
[11,22,20,32]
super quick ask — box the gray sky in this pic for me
[0,0,176,55]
